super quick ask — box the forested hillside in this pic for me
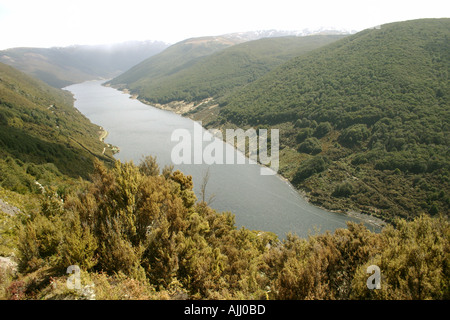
[202,19,450,223]
[108,35,345,106]
[0,41,169,88]
[0,62,113,193]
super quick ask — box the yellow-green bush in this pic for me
[10,157,450,300]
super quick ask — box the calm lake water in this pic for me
[66,80,379,238]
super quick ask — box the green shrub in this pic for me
[332,182,354,198]
[293,156,328,183]
[294,118,312,128]
[351,154,368,165]
[296,128,313,143]
[298,137,322,155]
[338,124,370,148]
[313,122,332,138]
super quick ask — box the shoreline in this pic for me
[296,188,387,230]
[107,84,387,232]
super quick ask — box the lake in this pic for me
[66,80,379,238]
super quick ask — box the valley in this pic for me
[0,17,448,301]
[109,18,450,225]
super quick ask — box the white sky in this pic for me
[0,0,448,49]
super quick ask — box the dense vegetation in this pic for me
[1,20,449,301]
[0,62,113,193]
[1,158,448,300]
[107,35,345,105]
[0,41,169,88]
[201,19,450,223]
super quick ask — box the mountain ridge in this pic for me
[107,34,347,111]
[219,27,355,42]
[0,40,169,88]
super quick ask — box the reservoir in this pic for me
[66,80,380,238]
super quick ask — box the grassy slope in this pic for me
[206,19,450,223]
[0,62,113,193]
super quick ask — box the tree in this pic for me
[139,155,160,176]
[199,167,216,205]
[56,211,98,271]
[313,122,332,138]
[298,137,322,155]
[293,156,328,184]
[338,124,370,148]
[332,181,354,198]
[296,128,313,143]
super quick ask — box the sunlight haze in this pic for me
[0,0,448,49]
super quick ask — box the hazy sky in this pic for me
[0,0,448,49]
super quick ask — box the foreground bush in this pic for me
[8,157,450,300]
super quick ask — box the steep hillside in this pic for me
[0,41,169,88]
[0,62,113,193]
[109,35,345,108]
[206,19,450,223]
[107,36,240,87]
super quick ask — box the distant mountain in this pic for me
[0,40,169,88]
[208,18,449,222]
[106,36,243,93]
[0,62,112,193]
[106,35,346,109]
[220,28,353,42]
